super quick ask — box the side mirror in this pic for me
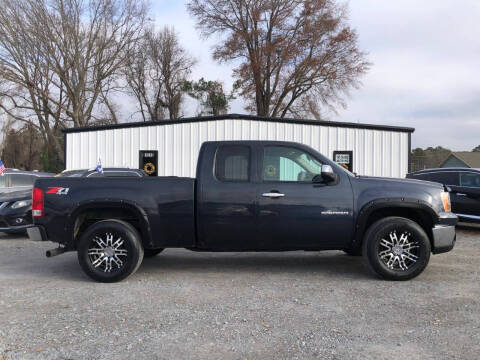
[312,174,323,183]
[314,165,338,184]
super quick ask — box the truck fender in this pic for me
[352,198,439,248]
[66,199,152,248]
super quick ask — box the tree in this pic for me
[472,145,480,152]
[410,146,451,171]
[1,123,44,171]
[124,27,196,121]
[184,78,232,116]
[0,0,147,169]
[187,0,369,118]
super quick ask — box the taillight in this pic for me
[32,187,44,218]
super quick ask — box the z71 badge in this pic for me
[46,187,70,195]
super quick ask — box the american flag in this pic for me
[0,160,5,175]
[96,158,103,174]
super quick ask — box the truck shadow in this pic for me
[457,222,480,232]
[0,232,28,240]
[0,252,88,282]
[138,250,370,280]
[1,246,370,282]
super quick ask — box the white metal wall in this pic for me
[65,118,410,178]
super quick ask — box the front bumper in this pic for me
[432,212,458,254]
[27,226,48,242]
[0,211,32,233]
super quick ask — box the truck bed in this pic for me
[34,176,196,248]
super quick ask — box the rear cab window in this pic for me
[215,145,251,182]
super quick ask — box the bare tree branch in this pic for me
[188,0,370,118]
[124,26,196,121]
[0,0,147,170]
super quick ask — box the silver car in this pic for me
[0,169,55,195]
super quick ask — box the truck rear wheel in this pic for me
[77,220,144,283]
[363,217,431,281]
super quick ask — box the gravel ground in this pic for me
[0,225,479,360]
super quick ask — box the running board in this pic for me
[456,213,480,221]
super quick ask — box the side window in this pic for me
[424,172,458,185]
[411,173,429,181]
[0,175,5,188]
[215,145,250,182]
[9,174,35,187]
[459,173,480,188]
[263,146,323,182]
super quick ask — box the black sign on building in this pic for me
[139,150,158,176]
[333,151,354,172]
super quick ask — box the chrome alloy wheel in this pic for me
[378,230,419,271]
[87,233,128,273]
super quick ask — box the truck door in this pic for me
[451,171,480,220]
[257,145,354,250]
[197,144,258,250]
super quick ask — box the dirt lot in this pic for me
[0,226,479,360]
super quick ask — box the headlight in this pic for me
[11,200,32,209]
[441,192,451,212]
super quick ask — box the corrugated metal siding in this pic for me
[66,118,410,178]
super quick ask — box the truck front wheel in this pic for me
[77,220,144,283]
[363,217,431,281]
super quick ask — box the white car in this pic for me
[0,169,55,195]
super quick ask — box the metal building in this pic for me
[63,114,414,178]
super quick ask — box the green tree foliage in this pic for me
[410,146,451,171]
[184,78,232,116]
[472,145,480,152]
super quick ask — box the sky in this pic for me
[148,0,480,151]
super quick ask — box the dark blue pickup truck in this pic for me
[28,141,457,282]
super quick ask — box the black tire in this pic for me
[343,248,362,256]
[144,248,164,258]
[362,217,431,281]
[77,219,144,283]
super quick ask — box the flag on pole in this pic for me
[96,158,103,174]
[0,160,5,175]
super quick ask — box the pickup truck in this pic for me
[28,141,457,282]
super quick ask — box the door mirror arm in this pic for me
[312,174,324,184]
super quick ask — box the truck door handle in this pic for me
[456,193,467,196]
[262,192,285,198]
